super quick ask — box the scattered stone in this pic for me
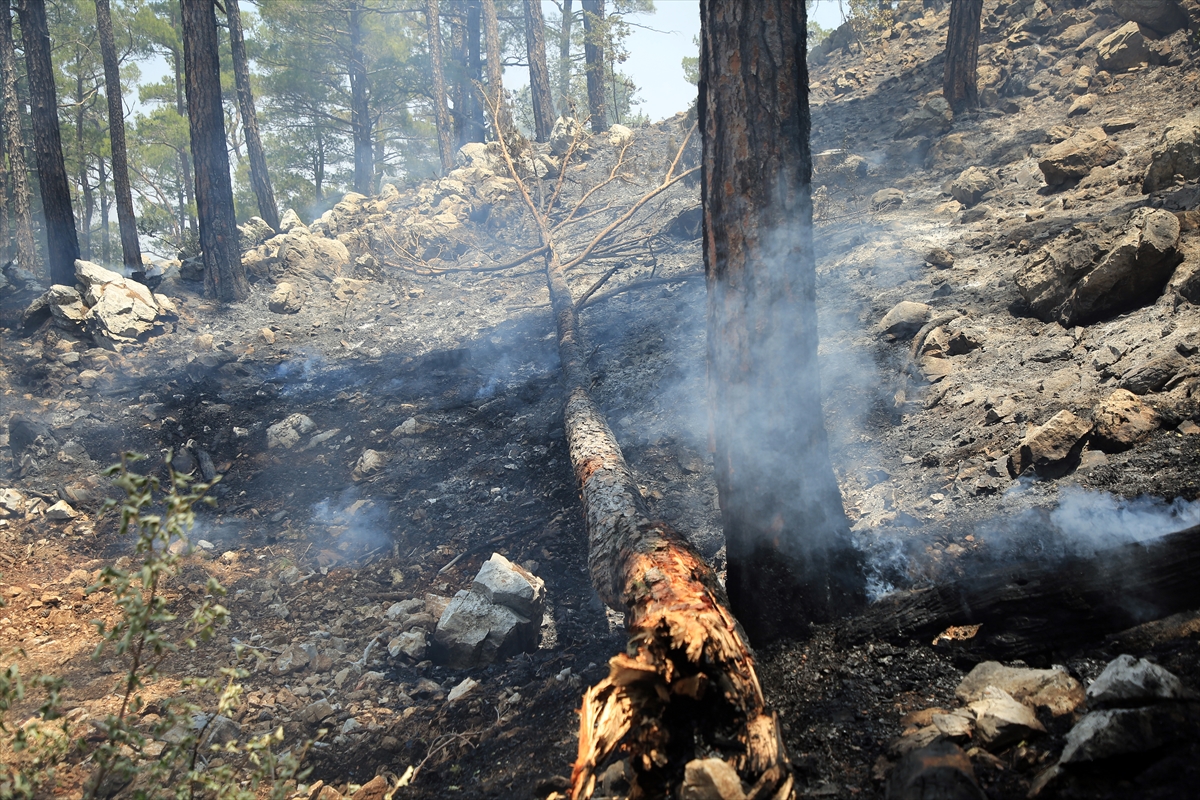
[870,187,906,211]
[278,209,306,234]
[44,500,79,521]
[680,758,746,800]
[1112,0,1189,33]
[1101,116,1139,134]
[968,686,1046,749]
[269,282,303,314]
[949,166,995,206]
[932,710,975,739]
[1142,110,1200,193]
[887,741,985,800]
[1038,127,1125,186]
[472,553,546,619]
[1067,93,1098,117]
[271,643,310,675]
[896,95,954,140]
[0,489,26,518]
[447,676,479,704]
[239,216,276,251]
[879,301,931,339]
[606,124,634,147]
[1096,21,1153,72]
[956,662,1084,716]
[387,630,427,661]
[1008,409,1092,478]
[433,582,538,669]
[1093,389,1160,449]
[926,246,955,268]
[392,417,432,436]
[1120,352,1188,394]
[1060,703,1196,763]
[298,699,336,726]
[260,327,276,344]
[549,116,585,156]
[267,414,316,450]
[352,449,386,479]
[1087,654,1192,707]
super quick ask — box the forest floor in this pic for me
[2,1,1200,798]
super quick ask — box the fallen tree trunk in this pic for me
[842,523,1200,659]
[486,106,794,799]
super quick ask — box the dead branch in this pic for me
[579,271,704,310]
[574,264,624,309]
[553,140,633,232]
[482,97,793,800]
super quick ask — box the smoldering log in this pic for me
[842,524,1200,659]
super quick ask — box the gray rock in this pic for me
[1067,93,1098,117]
[968,686,1046,749]
[269,282,303,314]
[956,662,1084,716]
[896,96,953,140]
[680,758,745,800]
[1120,352,1188,394]
[472,552,546,618]
[549,116,585,156]
[266,414,316,450]
[870,187,906,211]
[433,588,537,668]
[44,500,79,521]
[387,629,427,661]
[1008,409,1092,477]
[1087,654,1192,707]
[1112,0,1188,33]
[278,208,306,234]
[1142,110,1200,193]
[271,643,310,675]
[1097,21,1153,71]
[1060,704,1196,763]
[86,282,160,341]
[880,301,931,339]
[950,166,995,206]
[926,246,955,268]
[1038,127,1125,185]
[239,216,276,251]
[298,699,336,726]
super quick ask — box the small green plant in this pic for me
[1,453,309,800]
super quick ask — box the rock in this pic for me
[950,167,995,206]
[278,208,306,234]
[1096,21,1153,71]
[1060,704,1197,763]
[1037,127,1125,185]
[1112,0,1189,32]
[239,216,276,251]
[352,775,389,800]
[956,662,1084,716]
[896,95,953,140]
[870,187,905,211]
[1142,110,1200,193]
[886,741,985,800]
[86,283,160,342]
[387,630,427,661]
[472,552,546,619]
[1015,208,1181,326]
[298,699,336,726]
[1067,93,1098,117]
[1087,654,1192,706]
[269,282,303,314]
[606,124,634,147]
[879,301,931,339]
[1120,352,1188,394]
[549,116,585,156]
[267,414,316,450]
[926,247,955,269]
[932,710,975,739]
[271,643,311,675]
[352,449,386,479]
[0,489,27,518]
[968,686,1046,749]
[680,758,745,800]
[75,260,125,302]
[44,500,79,521]
[447,676,479,704]
[432,588,537,668]
[196,713,241,746]
[1093,389,1161,449]
[455,140,504,171]
[275,234,350,280]
[1008,409,1092,478]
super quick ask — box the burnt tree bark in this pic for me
[226,0,279,231]
[700,0,865,647]
[843,524,1200,660]
[580,0,606,133]
[180,0,247,302]
[95,0,143,277]
[463,0,485,143]
[449,13,466,145]
[481,0,511,138]
[170,4,197,238]
[424,0,454,173]
[943,0,984,112]
[348,0,373,194]
[0,5,35,276]
[557,0,573,112]
[18,0,80,285]
[522,0,555,142]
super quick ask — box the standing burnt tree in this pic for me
[95,0,142,278]
[481,0,511,137]
[17,0,80,286]
[943,0,984,111]
[425,0,454,172]
[522,0,554,142]
[0,4,36,277]
[226,0,279,231]
[180,0,248,302]
[580,0,606,133]
[700,0,865,645]
[347,0,373,194]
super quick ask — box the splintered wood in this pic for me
[483,97,794,798]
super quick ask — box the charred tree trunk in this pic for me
[481,0,511,138]
[95,0,143,277]
[0,5,35,276]
[348,1,373,195]
[943,0,984,112]
[700,0,865,647]
[98,155,110,264]
[843,524,1200,660]
[450,14,466,146]
[463,0,485,143]
[424,0,454,173]
[523,0,555,142]
[180,0,247,302]
[557,0,572,113]
[580,0,606,133]
[226,0,279,231]
[18,0,80,286]
[170,6,197,238]
[75,71,92,260]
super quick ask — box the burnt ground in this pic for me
[3,1,1200,798]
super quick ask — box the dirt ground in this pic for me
[3,0,1200,797]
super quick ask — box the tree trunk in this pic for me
[580,0,606,134]
[95,0,143,277]
[75,69,92,260]
[0,117,7,265]
[18,0,80,286]
[226,0,279,231]
[842,524,1200,660]
[348,0,373,195]
[180,0,247,302]
[463,0,485,143]
[557,0,572,113]
[700,0,865,647]
[424,0,454,173]
[450,14,466,146]
[481,0,511,137]
[0,5,35,276]
[170,9,197,238]
[98,155,110,265]
[523,0,555,141]
[485,121,795,800]
[943,0,984,112]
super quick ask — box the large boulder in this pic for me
[1142,111,1200,193]
[1008,409,1093,477]
[433,553,544,668]
[549,116,585,156]
[1015,208,1181,326]
[1038,127,1125,185]
[949,166,996,206]
[1112,0,1189,33]
[1096,21,1153,71]
[1093,389,1160,449]
[238,216,276,251]
[274,234,350,281]
[956,661,1084,716]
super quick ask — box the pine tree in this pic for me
[0,5,36,276]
